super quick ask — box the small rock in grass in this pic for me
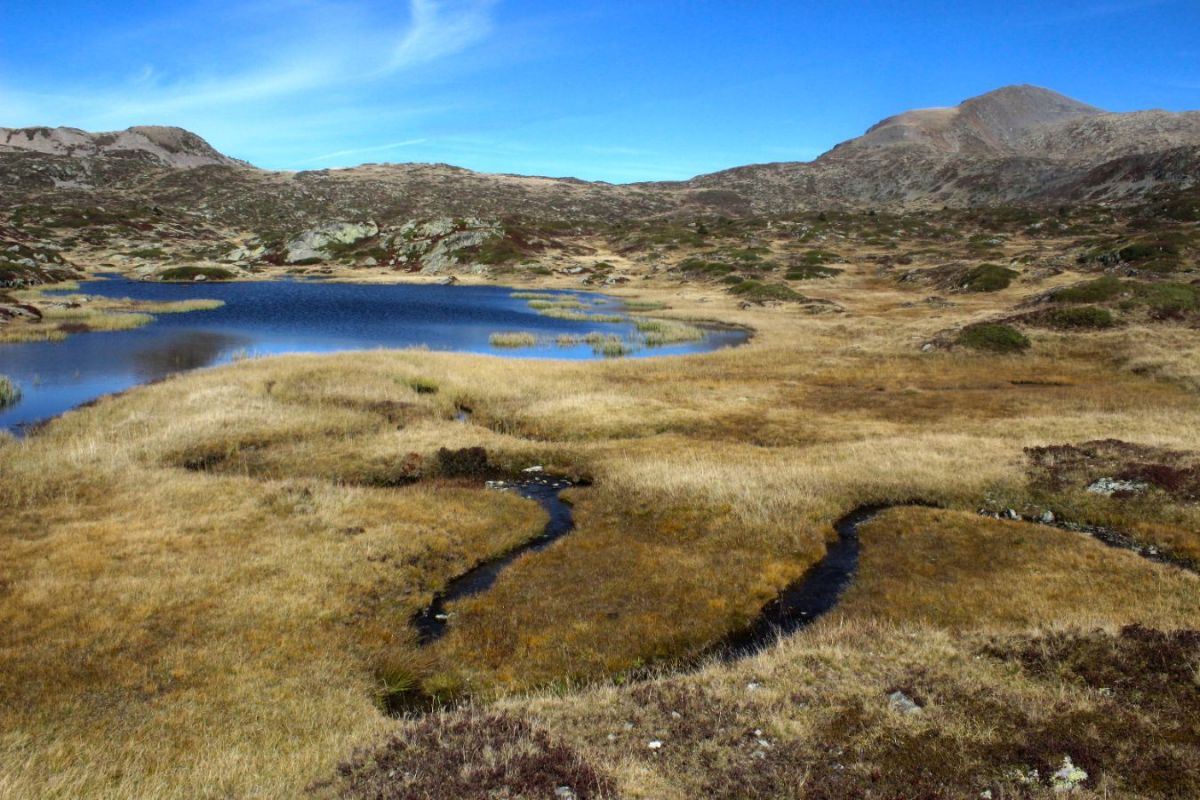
[888,690,922,714]
[1051,756,1088,792]
[1086,477,1148,497]
[555,787,575,799]
[648,740,663,750]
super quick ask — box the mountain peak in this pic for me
[844,85,1105,157]
[0,125,246,169]
[957,84,1104,140]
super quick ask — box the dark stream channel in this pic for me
[412,475,577,644]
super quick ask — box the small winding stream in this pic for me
[412,475,577,644]
[412,493,1197,666]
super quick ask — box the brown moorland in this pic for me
[1,197,1199,798]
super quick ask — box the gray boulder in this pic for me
[285,221,378,264]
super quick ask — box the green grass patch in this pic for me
[797,249,839,266]
[1053,276,1124,304]
[961,263,1018,292]
[786,265,842,281]
[958,323,1030,353]
[159,267,235,282]
[1053,277,1200,317]
[622,300,667,311]
[1043,306,1118,330]
[407,378,439,395]
[678,258,734,276]
[1133,282,1200,316]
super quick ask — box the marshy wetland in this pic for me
[2,202,1200,799]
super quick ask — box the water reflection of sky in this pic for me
[1,276,746,431]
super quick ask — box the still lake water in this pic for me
[0,276,746,431]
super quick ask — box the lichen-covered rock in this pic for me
[1051,756,1088,792]
[1086,477,1149,496]
[284,221,378,264]
[382,218,502,273]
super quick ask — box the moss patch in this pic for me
[961,263,1018,292]
[958,323,1030,353]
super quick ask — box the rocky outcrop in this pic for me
[284,222,379,264]
[390,218,501,273]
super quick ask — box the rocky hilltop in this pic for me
[2,85,1197,222]
[691,85,1200,211]
[1,85,1198,285]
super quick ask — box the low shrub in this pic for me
[961,263,1018,292]
[1053,276,1124,304]
[1043,306,1117,330]
[958,323,1030,353]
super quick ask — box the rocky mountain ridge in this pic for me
[3,86,1198,224]
[1,85,1198,285]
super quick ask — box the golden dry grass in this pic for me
[0,288,223,343]
[2,226,1199,796]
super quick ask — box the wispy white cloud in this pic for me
[388,0,496,72]
[0,0,498,162]
[301,138,429,164]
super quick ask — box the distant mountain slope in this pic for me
[1,85,1198,226]
[0,126,245,169]
[689,85,1200,210]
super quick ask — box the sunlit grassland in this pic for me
[2,251,1199,797]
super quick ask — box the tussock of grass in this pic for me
[510,291,558,300]
[536,307,626,323]
[0,375,19,409]
[489,331,538,348]
[635,318,705,345]
[527,298,586,311]
[622,299,667,311]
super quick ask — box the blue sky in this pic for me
[1,1,1197,182]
